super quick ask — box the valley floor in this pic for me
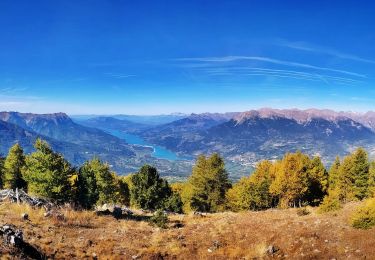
[1,202,374,259]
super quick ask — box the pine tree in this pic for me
[351,148,370,200]
[76,159,100,209]
[89,158,118,205]
[117,177,130,206]
[3,143,27,190]
[367,161,375,198]
[337,148,370,202]
[328,156,341,190]
[337,154,356,202]
[305,156,328,205]
[131,165,172,210]
[23,139,74,203]
[0,156,5,189]
[187,153,231,212]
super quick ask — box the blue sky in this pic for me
[0,0,374,114]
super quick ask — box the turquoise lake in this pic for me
[105,129,184,161]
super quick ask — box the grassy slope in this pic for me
[0,202,374,259]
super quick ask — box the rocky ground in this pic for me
[0,201,374,259]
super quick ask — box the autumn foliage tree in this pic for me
[269,152,310,208]
[226,160,274,211]
[185,153,231,212]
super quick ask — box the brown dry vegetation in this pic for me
[1,202,375,259]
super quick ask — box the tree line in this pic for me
[0,139,374,213]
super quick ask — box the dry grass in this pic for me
[1,202,375,259]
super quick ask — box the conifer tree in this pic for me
[130,165,172,210]
[337,148,370,201]
[351,148,370,200]
[269,152,309,208]
[0,156,5,189]
[337,154,356,202]
[305,156,328,205]
[367,161,375,197]
[89,158,118,205]
[187,153,231,212]
[226,160,273,211]
[76,159,100,209]
[328,156,341,190]
[23,139,74,203]
[117,177,130,206]
[3,143,27,190]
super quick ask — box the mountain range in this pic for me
[138,108,375,167]
[1,108,375,179]
[0,112,138,173]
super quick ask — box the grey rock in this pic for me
[21,213,29,220]
[266,245,279,255]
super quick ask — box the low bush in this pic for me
[149,209,168,229]
[350,198,375,229]
[318,191,342,214]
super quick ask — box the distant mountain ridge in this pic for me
[138,108,375,167]
[234,108,375,131]
[0,111,136,172]
[76,116,150,133]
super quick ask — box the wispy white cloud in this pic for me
[0,86,29,94]
[277,40,375,64]
[104,73,136,79]
[175,56,366,78]
[188,66,363,86]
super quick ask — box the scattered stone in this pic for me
[87,239,93,247]
[122,207,134,216]
[95,204,133,219]
[266,245,279,255]
[21,213,29,220]
[193,211,207,217]
[207,248,213,253]
[212,240,221,250]
[132,255,140,259]
[0,224,24,247]
[92,253,98,260]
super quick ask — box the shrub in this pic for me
[164,192,183,213]
[149,209,168,229]
[318,191,342,213]
[350,198,375,229]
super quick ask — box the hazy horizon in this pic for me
[1,106,375,117]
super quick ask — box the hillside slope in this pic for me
[0,202,374,259]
